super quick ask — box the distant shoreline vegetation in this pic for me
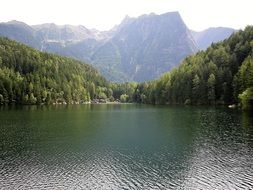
[130,26,253,111]
[0,26,253,110]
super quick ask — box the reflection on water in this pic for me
[0,105,253,189]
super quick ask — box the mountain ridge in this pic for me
[191,27,235,50]
[95,11,198,81]
[0,12,234,82]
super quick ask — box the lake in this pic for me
[0,104,253,189]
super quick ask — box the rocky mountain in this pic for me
[92,12,198,82]
[33,23,108,43]
[0,12,199,82]
[192,27,235,50]
[0,20,41,48]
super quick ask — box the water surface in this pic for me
[0,104,253,189]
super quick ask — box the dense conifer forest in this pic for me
[131,26,253,110]
[0,37,111,104]
[0,26,253,110]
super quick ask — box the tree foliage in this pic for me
[0,37,109,104]
[239,88,253,110]
[1,26,253,109]
[128,26,253,108]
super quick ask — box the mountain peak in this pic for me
[162,11,180,16]
[92,11,198,82]
[4,20,29,26]
[32,23,59,29]
[0,13,234,82]
[121,15,134,25]
[123,15,131,20]
[191,27,235,50]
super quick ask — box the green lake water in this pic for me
[0,104,253,189]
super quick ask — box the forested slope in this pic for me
[132,26,253,109]
[0,37,111,104]
[1,26,253,110]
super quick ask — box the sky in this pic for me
[0,0,252,31]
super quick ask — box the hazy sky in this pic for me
[1,0,252,31]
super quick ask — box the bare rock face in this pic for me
[93,12,198,82]
[192,27,235,50]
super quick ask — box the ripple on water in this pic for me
[0,105,253,189]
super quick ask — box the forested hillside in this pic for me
[131,26,253,110]
[1,26,252,110]
[0,37,111,104]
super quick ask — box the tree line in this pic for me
[0,37,112,105]
[0,26,253,110]
[127,26,253,110]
